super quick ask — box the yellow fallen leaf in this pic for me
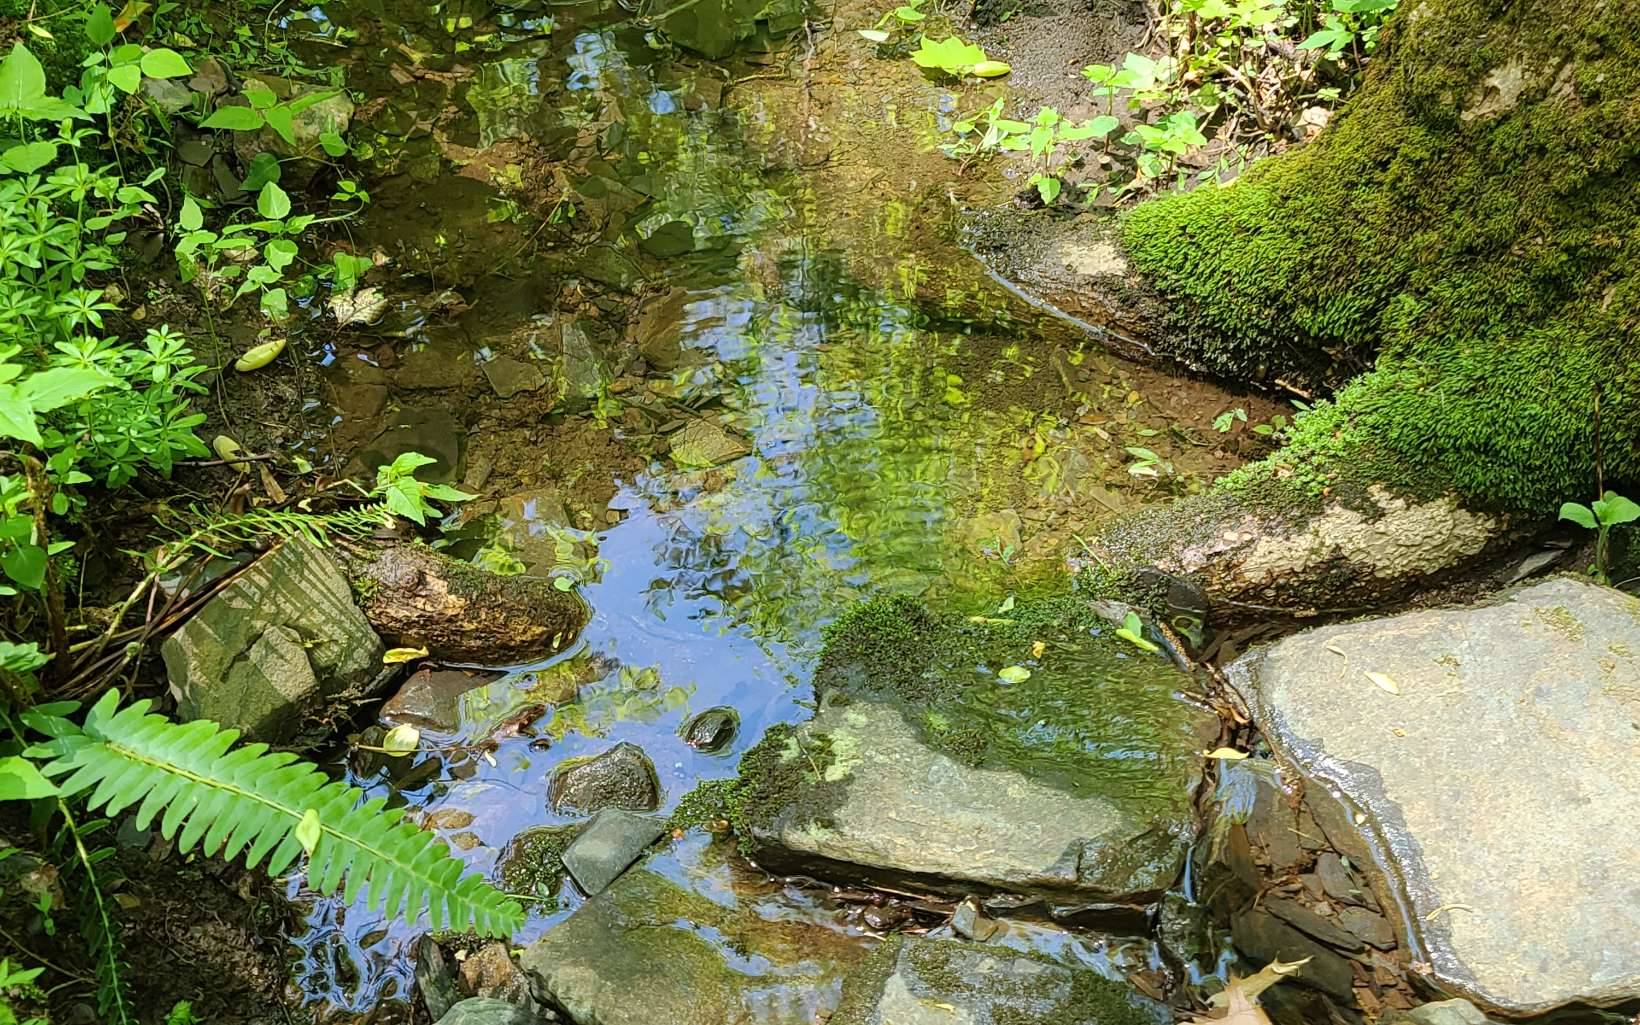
[211,434,249,472]
[383,646,428,664]
[233,337,287,372]
[1202,747,1249,760]
[1191,989,1273,1025]
[1030,640,1046,659]
[1366,671,1400,694]
[1425,903,1474,921]
[1206,957,1309,1013]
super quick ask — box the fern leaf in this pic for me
[38,693,524,937]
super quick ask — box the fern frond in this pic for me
[37,693,523,937]
[162,502,391,562]
[55,804,131,1025]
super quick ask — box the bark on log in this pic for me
[335,541,587,665]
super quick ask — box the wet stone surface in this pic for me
[831,935,1163,1025]
[547,742,662,814]
[1228,577,1640,1015]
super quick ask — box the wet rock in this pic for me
[1229,909,1356,1000]
[555,319,610,410]
[681,706,738,752]
[1383,1000,1505,1025]
[416,935,462,1020]
[562,808,668,896]
[520,861,868,1024]
[831,935,1156,1025]
[382,668,502,732]
[433,997,535,1025]
[1313,852,1378,910]
[1156,893,1211,969]
[482,355,546,398]
[142,77,195,113]
[396,342,481,391]
[162,539,384,741]
[353,407,466,483]
[637,218,695,258]
[632,287,694,370]
[1228,577,1640,1015]
[741,602,1216,910]
[177,138,214,167]
[457,943,537,1010]
[547,742,660,813]
[1263,896,1364,953]
[668,419,751,468]
[1337,906,1396,951]
[187,57,228,98]
[951,898,1002,942]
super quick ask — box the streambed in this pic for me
[238,0,1286,1015]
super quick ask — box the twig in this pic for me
[174,453,281,468]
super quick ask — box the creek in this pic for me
[256,0,1279,1013]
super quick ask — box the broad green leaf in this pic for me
[0,43,47,114]
[318,130,347,157]
[233,337,287,371]
[139,48,191,79]
[1595,492,1640,526]
[1034,175,1061,204]
[107,62,142,94]
[263,239,298,271]
[20,367,110,411]
[997,665,1031,684]
[0,392,41,445]
[256,181,291,219]
[200,105,264,131]
[179,195,203,232]
[1558,502,1597,530]
[1,141,56,173]
[262,104,295,146]
[381,724,421,755]
[244,85,277,110]
[0,756,59,799]
[259,286,289,321]
[857,28,890,43]
[86,6,117,46]
[909,36,988,76]
[2,545,46,590]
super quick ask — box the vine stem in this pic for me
[57,800,131,1025]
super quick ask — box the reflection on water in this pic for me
[281,0,1261,1012]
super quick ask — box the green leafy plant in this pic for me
[1298,0,1398,59]
[1115,611,1161,653]
[1559,490,1640,584]
[944,100,1118,202]
[857,0,926,44]
[1213,407,1248,432]
[375,452,476,525]
[908,36,1008,79]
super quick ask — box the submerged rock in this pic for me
[457,943,538,1011]
[668,419,751,468]
[561,808,667,896]
[416,935,462,1021]
[681,706,739,752]
[162,539,384,741]
[548,742,661,813]
[831,935,1158,1025]
[1383,1000,1506,1025]
[519,859,868,1024]
[739,596,1217,913]
[433,997,536,1025]
[381,668,502,733]
[1227,577,1640,1015]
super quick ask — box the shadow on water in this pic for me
[271,0,1280,1012]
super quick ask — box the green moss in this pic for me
[673,723,847,855]
[815,593,1210,807]
[495,823,580,912]
[1122,0,1640,515]
[1533,604,1585,642]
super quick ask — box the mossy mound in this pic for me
[1122,0,1640,515]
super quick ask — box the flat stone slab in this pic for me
[1228,577,1640,1014]
[520,858,868,1025]
[831,936,1160,1025]
[562,809,667,896]
[746,701,1204,905]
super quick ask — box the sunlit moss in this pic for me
[1122,0,1640,514]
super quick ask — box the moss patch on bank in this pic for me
[1122,0,1640,515]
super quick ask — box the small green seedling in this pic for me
[1559,490,1640,584]
[1116,611,1160,654]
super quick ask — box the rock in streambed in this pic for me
[1227,576,1640,1015]
[738,596,1218,916]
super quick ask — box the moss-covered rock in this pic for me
[737,595,1218,908]
[1122,0,1640,515]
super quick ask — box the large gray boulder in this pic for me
[831,936,1160,1025]
[1227,576,1640,1016]
[520,862,869,1024]
[162,539,383,740]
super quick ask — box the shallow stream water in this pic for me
[258,0,1280,1013]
